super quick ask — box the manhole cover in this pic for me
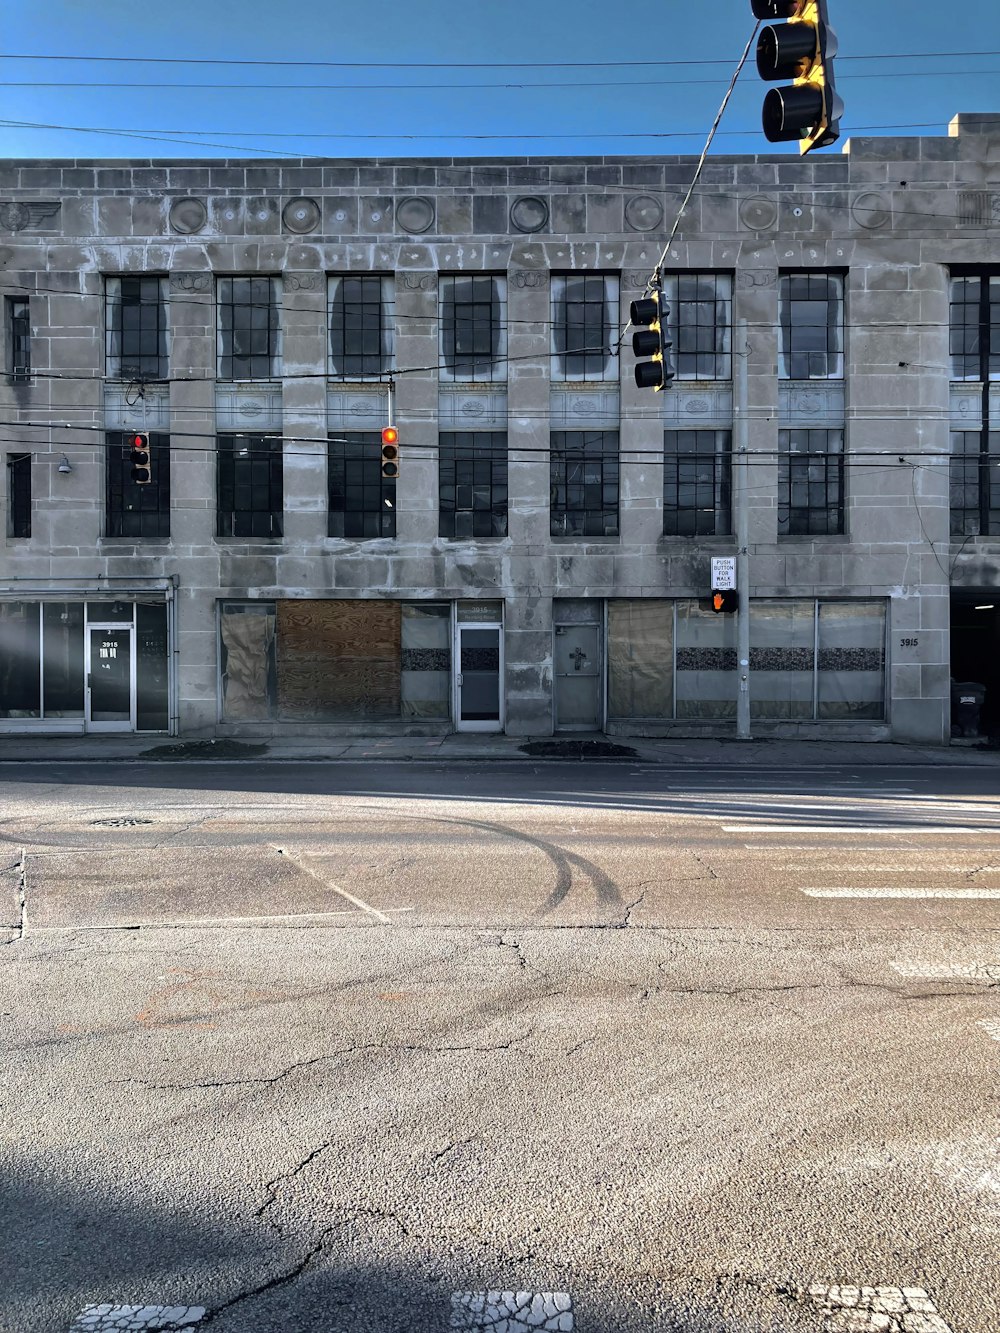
[518,739,638,759]
[90,817,154,828]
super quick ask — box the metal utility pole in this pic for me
[735,319,751,739]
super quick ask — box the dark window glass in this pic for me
[663,430,732,536]
[950,429,1000,536]
[7,453,31,538]
[106,277,167,379]
[7,298,30,383]
[330,276,392,377]
[217,434,283,538]
[440,276,504,381]
[328,433,396,538]
[0,602,41,717]
[217,277,280,380]
[550,430,619,537]
[949,273,1000,382]
[779,272,844,380]
[552,274,617,381]
[105,433,170,539]
[778,428,845,536]
[439,433,508,538]
[664,274,733,380]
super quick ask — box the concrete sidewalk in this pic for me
[1,731,999,767]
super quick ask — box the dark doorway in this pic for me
[951,590,1000,740]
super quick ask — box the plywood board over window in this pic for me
[276,599,401,720]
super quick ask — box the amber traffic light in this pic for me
[381,425,399,479]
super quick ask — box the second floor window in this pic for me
[550,430,619,537]
[218,277,280,381]
[7,453,30,538]
[950,273,1000,381]
[106,277,167,380]
[551,274,618,381]
[6,297,31,384]
[439,433,508,538]
[440,275,506,382]
[217,434,282,538]
[329,275,394,378]
[663,273,733,380]
[328,433,396,538]
[779,272,844,380]
[105,432,170,539]
[663,430,731,536]
[778,427,845,536]
[951,430,1000,537]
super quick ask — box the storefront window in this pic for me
[42,603,84,717]
[401,604,450,720]
[0,602,41,717]
[220,602,277,721]
[750,600,815,720]
[607,600,673,720]
[818,601,886,720]
[675,600,737,719]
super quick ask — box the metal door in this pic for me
[86,626,135,731]
[554,622,602,730]
[455,624,503,732]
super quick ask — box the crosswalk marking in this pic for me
[890,961,1000,981]
[979,1019,1000,1042]
[724,825,984,834]
[800,887,1000,898]
[805,1283,952,1332]
[450,1291,573,1331]
[70,1307,204,1331]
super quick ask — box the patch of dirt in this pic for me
[138,739,269,760]
[518,739,638,759]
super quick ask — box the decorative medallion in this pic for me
[0,201,60,232]
[169,198,207,234]
[402,273,436,291]
[169,272,211,292]
[396,196,435,234]
[738,195,779,231]
[510,196,549,233]
[512,270,548,288]
[238,399,264,418]
[283,272,323,292]
[851,191,891,230]
[282,198,321,234]
[624,195,663,231]
[736,268,777,289]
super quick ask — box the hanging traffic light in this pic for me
[751,0,843,154]
[380,425,399,479]
[129,432,152,485]
[630,285,674,391]
[712,589,738,614]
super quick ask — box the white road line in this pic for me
[800,887,1000,899]
[451,1291,572,1331]
[70,1306,204,1331]
[724,825,986,834]
[978,1019,1000,1043]
[890,961,1000,982]
[805,1283,952,1332]
[271,846,397,924]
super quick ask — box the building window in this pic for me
[439,275,506,382]
[328,433,396,538]
[105,432,170,538]
[217,434,283,538]
[439,432,508,538]
[551,274,618,381]
[217,277,281,381]
[550,430,619,537]
[329,275,394,378]
[6,298,30,384]
[105,277,167,380]
[949,274,1000,382]
[663,273,733,380]
[778,428,845,536]
[7,453,30,538]
[951,430,1000,537]
[663,430,731,536]
[778,272,844,380]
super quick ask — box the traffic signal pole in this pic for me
[735,319,751,739]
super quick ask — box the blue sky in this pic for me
[2,0,998,160]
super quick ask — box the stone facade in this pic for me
[1,112,998,743]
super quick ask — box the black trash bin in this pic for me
[951,680,986,737]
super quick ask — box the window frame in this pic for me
[105,276,168,381]
[550,430,620,537]
[778,427,845,537]
[327,432,397,539]
[778,271,845,381]
[662,429,732,536]
[6,297,31,384]
[439,274,507,383]
[550,273,619,383]
[216,433,283,539]
[329,274,395,379]
[663,273,733,381]
[217,276,282,382]
[438,432,509,539]
[7,452,31,538]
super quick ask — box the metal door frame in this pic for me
[85,622,137,732]
[454,621,505,733]
[552,618,604,732]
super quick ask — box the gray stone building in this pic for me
[1,112,998,744]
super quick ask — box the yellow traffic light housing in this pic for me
[380,425,399,479]
[751,0,843,154]
[129,432,152,486]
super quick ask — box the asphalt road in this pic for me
[2,760,998,1333]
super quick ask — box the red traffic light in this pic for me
[381,426,399,446]
[129,431,152,485]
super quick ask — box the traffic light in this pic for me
[380,425,399,479]
[630,286,674,391]
[129,432,151,485]
[751,0,843,154]
[712,588,738,614]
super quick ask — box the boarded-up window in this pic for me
[276,600,401,720]
[221,603,277,720]
[607,600,673,720]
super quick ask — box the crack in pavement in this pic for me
[257,1141,333,1226]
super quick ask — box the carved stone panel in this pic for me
[779,380,846,426]
[0,201,61,233]
[550,386,621,430]
[327,386,390,432]
[957,192,1000,227]
[950,383,983,430]
[104,383,170,432]
[438,386,509,431]
[216,383,283,432]
[661,385,733,428]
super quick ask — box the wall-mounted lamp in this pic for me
[57,454,72,474]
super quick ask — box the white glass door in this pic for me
[455,624,503,732]
[86,626,136,731]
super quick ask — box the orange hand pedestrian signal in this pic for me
[712,589,737,613]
